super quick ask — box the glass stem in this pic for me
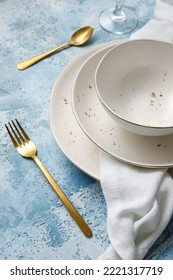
[112,0,126,21]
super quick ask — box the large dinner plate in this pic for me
[49,42,118,180]
[72,44,173,168]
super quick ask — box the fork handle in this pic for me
[32,155,92,237]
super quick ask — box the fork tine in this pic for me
[8,121,22,146]
[15,119,30,141]
[5,123,18,148]
[12,120,25,143]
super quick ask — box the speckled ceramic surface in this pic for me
[95,39,173,136]
[49,45,101,180]
[72,44,173,168]
[1,0,173,260]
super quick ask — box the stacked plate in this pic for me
[49,41,173,181]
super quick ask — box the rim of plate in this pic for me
[49,42,119,180]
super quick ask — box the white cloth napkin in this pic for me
[99,0,173,260]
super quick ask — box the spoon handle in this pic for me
[17,41,70,70]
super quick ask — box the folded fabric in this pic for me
[99,0,173,260]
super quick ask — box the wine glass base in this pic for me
[99,7,138,34]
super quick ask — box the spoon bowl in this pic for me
[17,26,94,70]
[70,26,94,46]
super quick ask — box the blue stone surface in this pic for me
[1,0,173,260]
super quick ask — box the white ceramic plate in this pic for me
[72,44,173,168]
[49,43,117,180]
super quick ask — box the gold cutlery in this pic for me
[5,119,92,237]
[17,26,94,70]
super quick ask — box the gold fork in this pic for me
[5,119,92,237]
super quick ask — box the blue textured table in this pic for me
[1,0,173,260]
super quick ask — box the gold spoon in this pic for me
[17,26,94,70]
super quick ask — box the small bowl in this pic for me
[95,39,173,136]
